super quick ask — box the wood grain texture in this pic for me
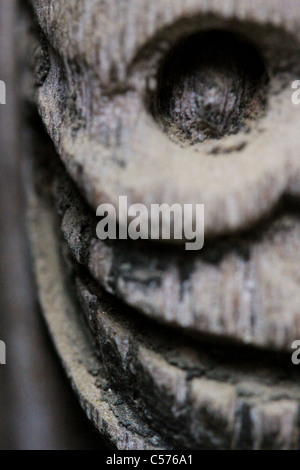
[24,0,300,449]
[53,166,300,352]
[31,0,300,236]
[76,275,300,450]
[27,134,167,450]
[28,0,300,347]
[28,140,300,450]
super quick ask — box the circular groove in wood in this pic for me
[153,30,267,145]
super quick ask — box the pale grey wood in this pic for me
[28,0,300,349]
[31,0,300,236]
[29,139,300,450]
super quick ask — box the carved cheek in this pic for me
[34,0,300,237]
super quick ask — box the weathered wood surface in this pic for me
[76,276,300,450]
[29,140,300,450]
[24,0,300,449]
[27,135,167,450]
[54,167,300,351]
[31,0,300,236]
[27,0,300,349]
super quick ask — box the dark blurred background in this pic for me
[0,0,105,449]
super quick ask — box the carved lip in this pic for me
[53,153,300,353]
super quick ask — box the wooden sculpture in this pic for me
[24,0,300,449]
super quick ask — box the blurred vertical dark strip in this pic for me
[0,0,106,449]
[0,0,21,448]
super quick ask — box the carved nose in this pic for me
[153,30,267,145]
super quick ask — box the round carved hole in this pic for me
[152,30,267,145]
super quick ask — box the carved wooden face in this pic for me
[27,1,300,449]
[31,0,300,351]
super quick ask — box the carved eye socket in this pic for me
[152,30,267,145]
